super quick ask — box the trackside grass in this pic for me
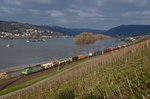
[2,40,150,99]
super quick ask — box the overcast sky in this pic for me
[0,0,150,30]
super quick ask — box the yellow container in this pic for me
[78,54,85,60]
[69,57,73,62]
[100,50,104,55]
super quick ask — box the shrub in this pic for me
[94,34,111,40]
[74,32,95,44]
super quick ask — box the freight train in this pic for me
[21,43,130,75]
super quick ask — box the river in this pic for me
[0,38,125,72]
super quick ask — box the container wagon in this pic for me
[42,62,53,69]
[88,52,93,57]
[126,43,130,47]
[53,61,59,66]
[100,50,104,55]
[63,58,70,63]
[94,51,100,55]
[117,46,121,49]
[121,45,126,48]
[113,47,117,50]
[78,54,85,60]
[109,48,114,51]
[69,56,78,62]
[104,49,109,53]
[57,60,65,66]
[72,56,79,61]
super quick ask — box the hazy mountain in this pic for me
[104,25,150,37]
[40,26,106,36]
[41,25,150,37]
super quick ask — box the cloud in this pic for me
[2,0,22,6]
[97,0,104,6]
[67,9,82,13]
[0,6,20,14]
[142,11,150,15]
[35,0,52,4]
[78,12,103,17]
[47,10,65,17]
[0,6,9,13]
[120,0,148,6]
[0,0,150,29]
[122,10,150,17]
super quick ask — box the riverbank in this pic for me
[0,36,72,40]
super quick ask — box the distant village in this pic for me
[0,29,70,40]
[120,35,150,42]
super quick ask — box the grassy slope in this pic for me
[3,40,150,99]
